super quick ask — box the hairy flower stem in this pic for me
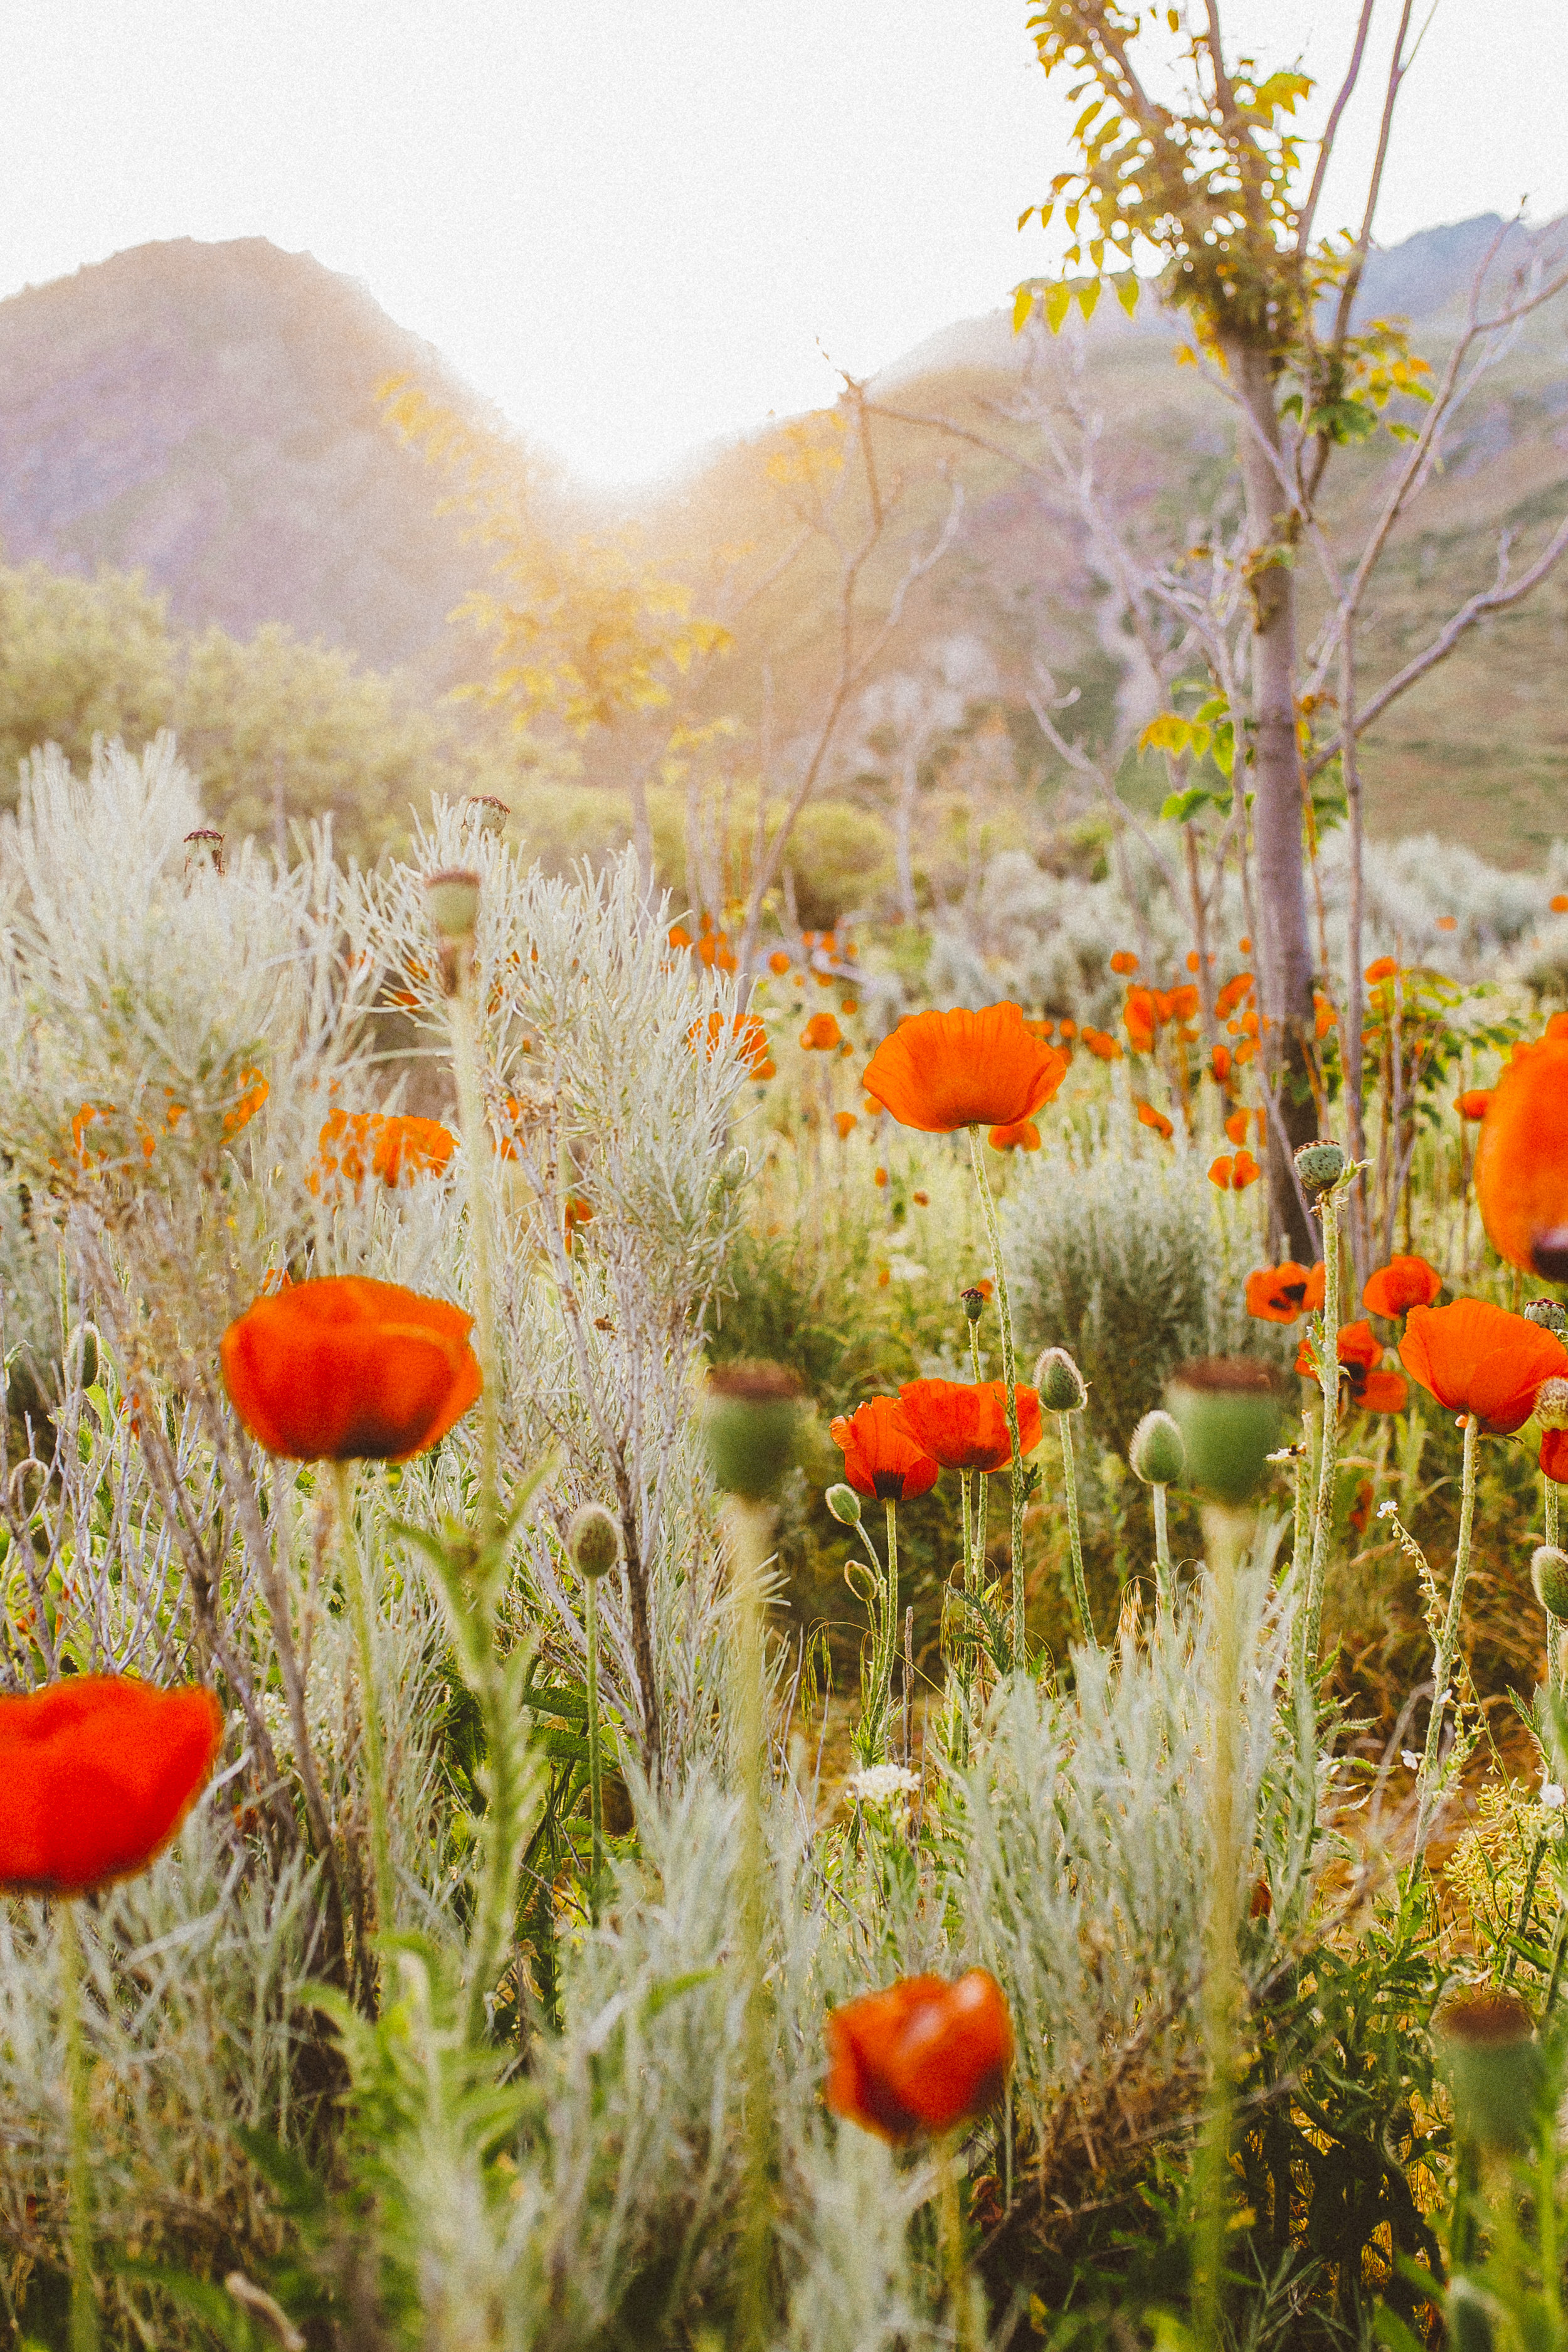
[1193,1504,1249,2352]
[957,1471,974,1767]
[1548,1477,1563,1698]
[1305,1181,1346,1668]
[334,1461,394,1962]
[1412,1412,1480,1860]
[1152,1485,1173,1610]
[448,963,500,1540]
[1058,1413,1094,1647]
[967,1127,1027,1668]
[586,1576,605,1920]
[937,2140,975,2352]
[60,1902,98,2352]
[725,1498,776,2352]
[882,1500,900,1764]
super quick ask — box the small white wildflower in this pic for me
[845,1764,919,1808]
[1401,1750,1421,1770]
[1377,1499,1398,1520]
[1542,1780,1566,1812]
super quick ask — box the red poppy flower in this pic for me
[834,1110,858,1139]
[1215,974,1254,1018]
[1135,1100,1175,1140]
[1399,1299,1568,1435]
[988,1119,1042,1152]
[830,1398,940,1502]
[1473,1039,1568,1281]
[893,1379,1042,1473]
[801,1013,842,1052]
[1365,956,1399,983]
[1296,1319,1408,1413]
[768,949,791,975]
[1081,1026,1123,1062]
[861,1003,1067,1133]
[1456,1088,1493,1121]
[1544,1429,1568,1485]
[1244,1261,1325,1324]
[1110,950,1138,975]
[0,1677,223,1895]
[824,1969,1014,2141]
[1362,1254,1443,1319]
[220,1276,482,1462]
[372,1115,456,1186]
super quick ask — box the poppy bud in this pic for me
[183,827,225,878]
[1535,1377,1568,1430]
[1532,1546,1568,1619]
[960,1287,987,1325]
[1166,1360,1283,1506]
[1294,1140,1347,1195]
[704,1363,803,1502]
[1034,1346,1087,1412]
[1432,1985,1542,2153]
[1525,1299,1568,1338]
[425,868,482,941]
[825,1483,862,1526]
[1129,1408,1185,1487]
[568,1502,620,1580]
[462,795,509,835]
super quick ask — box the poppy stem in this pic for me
[586,1574,605,1922]
[1152,1483,1173,1609]
[1192,1502,1249,2352]
[882,1499,899,1764]
[957,1471,973,1767]
[59,1900,98,2352]
[1547,1476,1562,1699]
[333,1461,395,1964]
[936,2137,975,2352]
[1057,1412,1093,1647]
[1304,1180,1345,1669]
[1412,1411,1480,1860]
[965,1127,1027,1671]
[723,1498,776,2352]
[449,962,500,1543]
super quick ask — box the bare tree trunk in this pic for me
[1340,620,1370,1290]
[1226,341,1319,1259]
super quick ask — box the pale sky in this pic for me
[3,2,1565,486]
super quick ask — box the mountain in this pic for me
[0,237,487,672]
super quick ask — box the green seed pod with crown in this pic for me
[1294,1139,1348,1195]
[704,1363,803,1503]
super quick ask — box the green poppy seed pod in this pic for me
[1034,1346,1088,1413]
[1534,1376,1568,1432]
[568,1502,620,1581]
[704,1362,803,1502]
[1525,1298,1568,1337]
[1432,1985,1542,2154]
[463,795,509,836]
[960,1287,987,1326]
[1445,2279,1496,2352]
[825,1482,862,1526]
[424,868,482,942]
[1129,1408,1186,1488]
[1532,1545,1568,1618]
[1294,1139,1347,1195]
[1166,1360,1283,1506]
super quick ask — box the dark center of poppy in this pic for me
[1531,1228,1568,1284]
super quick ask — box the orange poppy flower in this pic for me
[1215,973,1254,1018]
[668,923,693,950]
[1081,1026,1123,1062]
[1436,915,1458,933]
[893,1379,1042,1473]
[1245,1261,1327,1324]
[1362,1254,1443,1319]
[1210,1148,1261,1191]
[1057,1019,1077,1040]
[988,1118,1041,1151]
[861,1003,1067,1133]
[1365,956,1398,984]
[1110,950,1138,975]
[830,1398,940,1502]
[1473,1038,1568,1280]
[801,1013,842,1052]
[1135,1100,1174,1140]
[1211,1044,1232,1085]
[768,949,791,975]
[1544,1428,1568,1484]
[372,1115,456,1186]
[1398,1299,1568,1434]
[834,1110,858,1139]
[1238,934,1252,952]
[1296,1319,1408,1413]
[873,1166,887,1188]
[824,1969,1014,2142]
[0,1677,223,1895]
[1552,894,1568,915]
[1313,992,1337,1040]
[220,1276,482,1462]
[1456,1088,1493,1122]
[691,1011,773,1075]
[223,1068,269,1136]
[1168,985,1200,1022]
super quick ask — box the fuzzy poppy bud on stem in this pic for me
[1034,1346,1087,1413]
[1167,1360,1283,1508]
[1432,1985,1542,2153]
[1294,1139,1348,1196]
[960,1286,987,1326]
[825,1483,862,1526]
[568,1503,620,1580]
[1130,1409,1185,1488]
[1535,1377,1568,1432]
[705,1363,803,1503]
[1525,1299,1568,1338]
[1531,1545,1568,1619]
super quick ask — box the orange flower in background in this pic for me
[1225,1107,1263,1146]
[1209,1149,1261,1191]
[223,1068,269,1136]
[1135,1100,1174,1140]
[1296,1319,1409,1413]
[1313,992,1337,1040]
[824,1970,1014,2142]
[873,1166,887,1188]
[801,1013,842,1052]
[1436,915,1458,933]
[563,1196,595,1250]
[861,1003,1067,1133]
[1365,956,1399,984]
[988,1118,1041,1152]
[1456,1088,1493,1122]
[1551,894,1568,915]
[768,949,791,976]
[1363,1254,1443,1319]
[1081,1026,1123,1062]
[1473,1037,1568,1280]
[893,1379,1042,1473]
[830,1398,940,1503]
[1399,1298,1568,1434]
[220,1275,482,1462]
[834,1110,858,1139]
[1211,1044,1232,1085]
[1246,1261,1326,1324]
[1123,988,1157,1051]
[668,923,693,950]
[1167,984,1200,1023]
[1110,950,1138,975]
[690,1011,773,1077]
[1215,973,1254,1018]
[1544,1429,1568,1484]
[0,1677,223,1895]
[372,1115,456,1186]
[1057,1018,1077,1040]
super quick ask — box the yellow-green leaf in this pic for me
[1044,282,1073,335]
[1115,271,1140,317]
[1076,278,1101,322]
[1012,282,1037,334]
